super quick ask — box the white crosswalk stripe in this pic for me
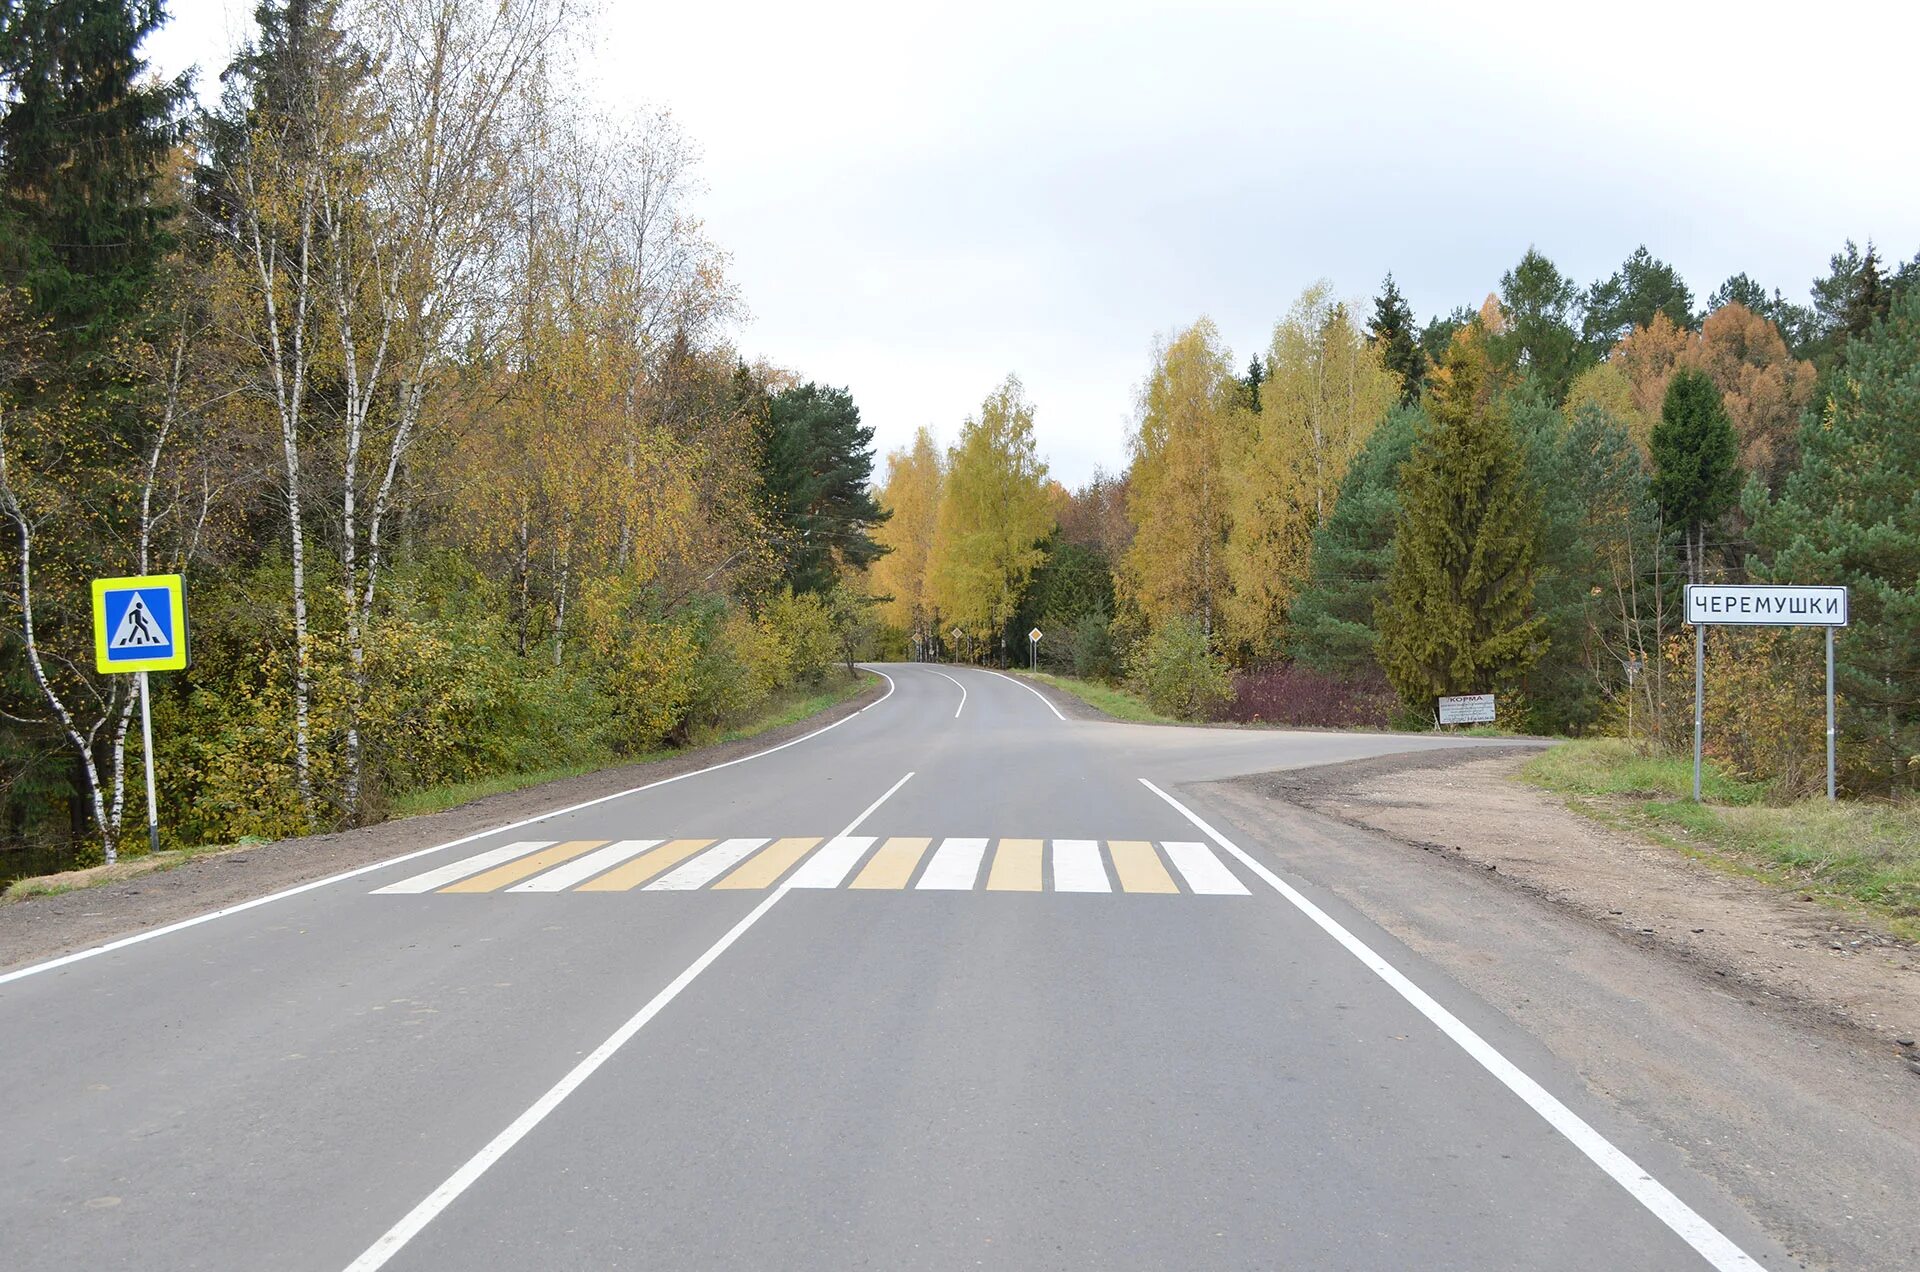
[915,837,989,890]
[644,838,771,891]
[1163,840,1252,895]
[785,836,877,888]
[1050,839,1111,893]
[372,841,555,894]
[508,840,661,893]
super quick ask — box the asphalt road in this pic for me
[0,664,1793,1270]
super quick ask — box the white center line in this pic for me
[1139,777,1765,1272]
[928,668,968,718]
[340,770,915,1272]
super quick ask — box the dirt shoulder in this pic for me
[0,675,883,974]
[1242,747,1920,1057]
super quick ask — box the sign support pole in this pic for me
[1825,626,1836,803]
[1692,625,1705,802]
[138,670,160,855]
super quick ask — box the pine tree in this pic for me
[1747,289,1920,790]
[1649,368,1739,583]
[0,0,186,352]
[1368,273,1427,406]
[1375,335,1545,707]
[758,382,889,594]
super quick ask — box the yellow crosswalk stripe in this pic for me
[714,837,822,889]
[440,840,609,893]
[576,839,716,892]
[985,838,1043,892]
[1107,840,1178,894]
[850,837,932,889]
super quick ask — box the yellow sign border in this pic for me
[92,574,188,674]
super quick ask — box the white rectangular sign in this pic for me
[1685,584,1848,627]
[1437,693,1495,725]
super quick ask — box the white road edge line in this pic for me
[341,769,915,1272]
[1138,779,1764,1272]
[928,668,967,718]
[978,666,1066,721]
[0,668,898,990]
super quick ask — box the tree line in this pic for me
[0,0,889,869]
[874,244,1919,794]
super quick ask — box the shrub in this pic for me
[1126,617,1232,720]
[1220,663,1397,729]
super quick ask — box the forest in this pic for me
[873,250,1920,798]
[0,0,889,876]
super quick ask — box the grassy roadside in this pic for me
[3,670,876,903]
[1522,739,1920,940]
[1021,671,1178,724]
[331,670,878,820]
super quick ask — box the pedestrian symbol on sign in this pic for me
[110,592,168,650]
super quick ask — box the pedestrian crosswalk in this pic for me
[372,836,1253,897]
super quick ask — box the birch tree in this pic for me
[1224,285,1397,656]
[1119,320,1243,640]
[927,377,1052,653]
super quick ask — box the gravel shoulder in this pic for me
[1245,747,1920,1054]
[0,675,883,974]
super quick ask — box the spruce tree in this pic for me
[1374,336,1545,708]
[1747,289,1920,789]
[1368,273,1426,406]
[1649,368,1739,582]
[1241,354,1265,412]
[0,0,186,351]
[1288,404,1419,673]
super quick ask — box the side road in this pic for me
[0,675,885,973]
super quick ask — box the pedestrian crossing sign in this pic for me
[92,574,188,673]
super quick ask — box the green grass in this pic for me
[389,670,875,819]
[1022,672,1178,724]
[1523,739,1920,939]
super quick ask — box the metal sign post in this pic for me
[1684,583,1847,803]
[1028,626,1042,671]
[91,574,189,861]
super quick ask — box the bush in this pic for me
[1220,663,1397,729]
[759,589,838,686]
[1066,612,1116,680]
[1126,617,1232,720]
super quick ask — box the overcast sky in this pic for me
[148,0,1920,487]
